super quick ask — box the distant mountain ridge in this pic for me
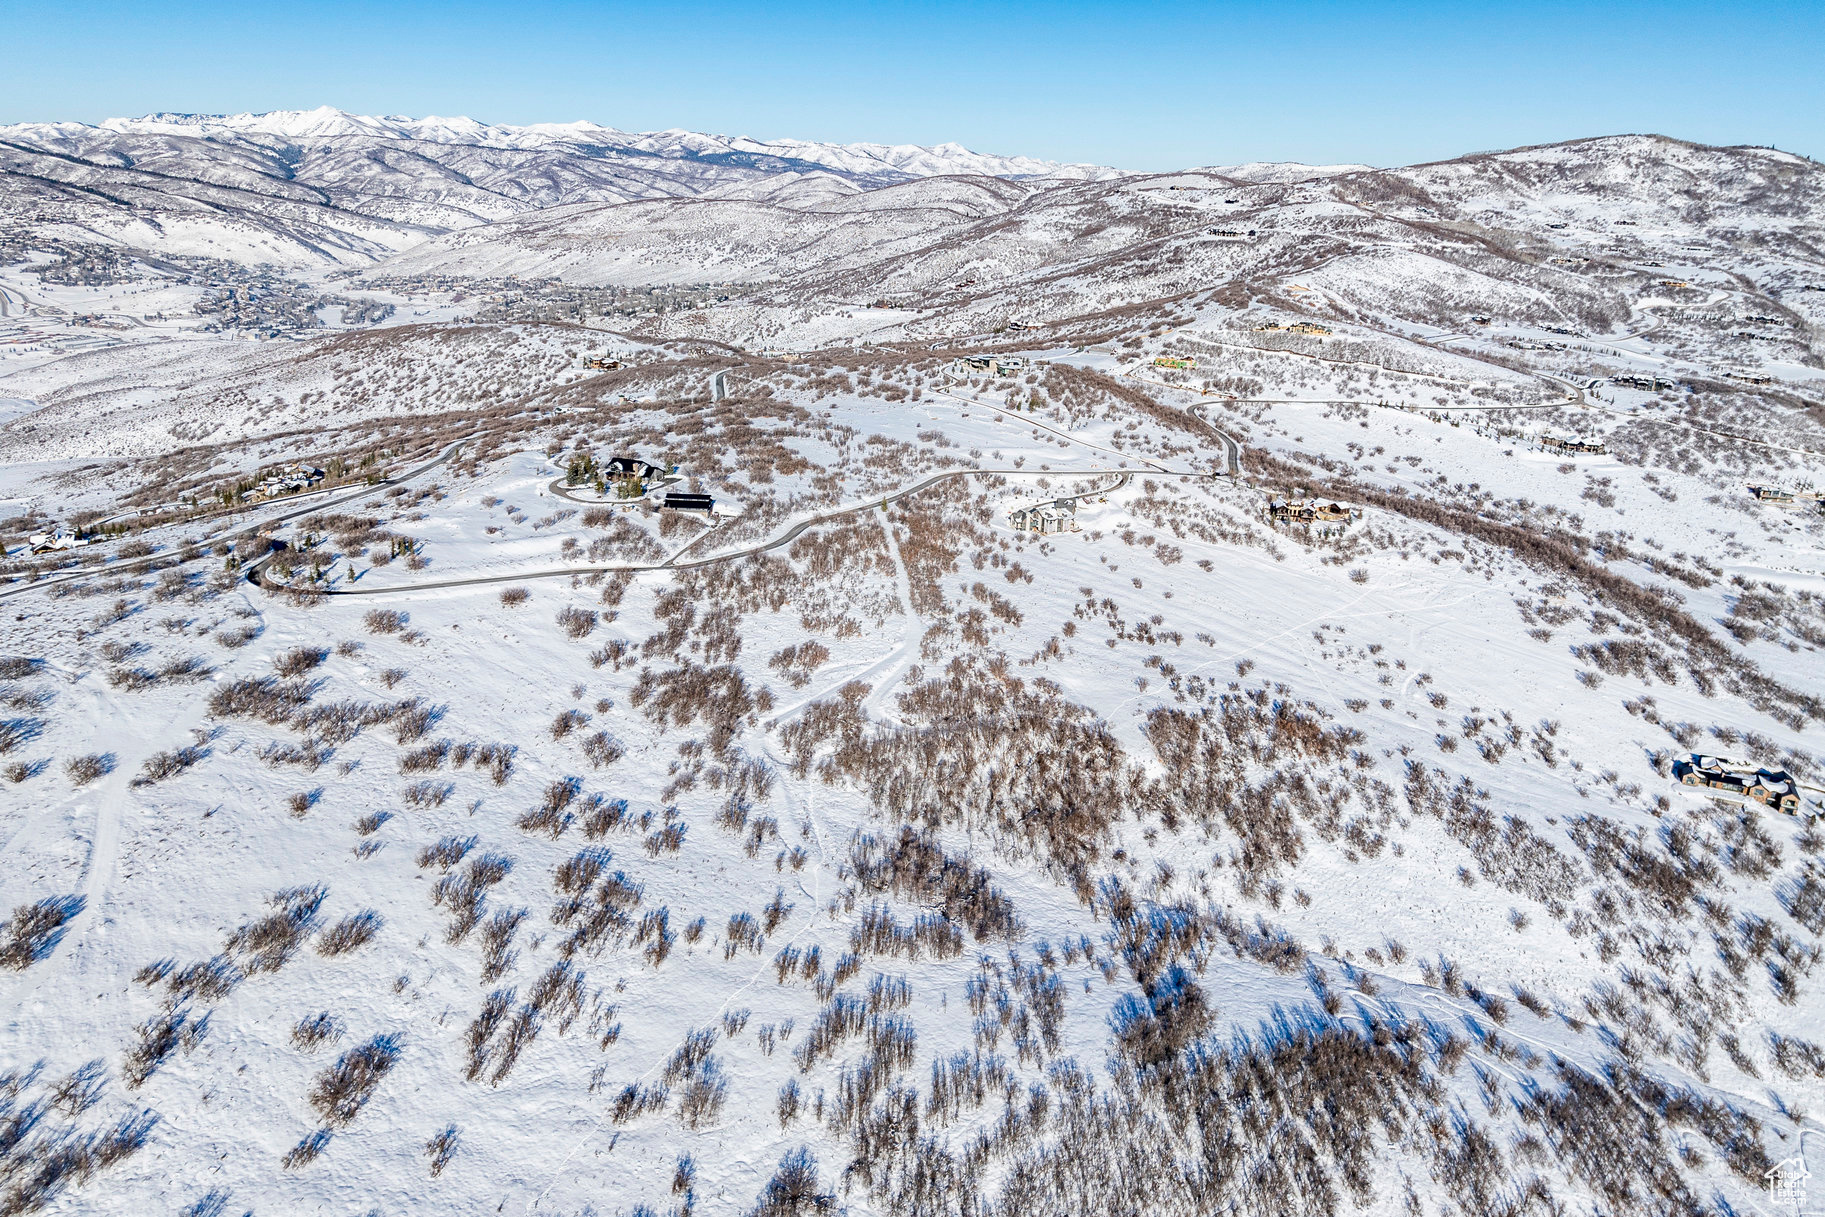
[83,107,1123,182]
[0,106,1123,266]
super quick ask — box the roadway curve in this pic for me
[254,467,1135,599]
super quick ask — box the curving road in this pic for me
[254,467,1134,599]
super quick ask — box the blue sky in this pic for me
[2,0,1820,170]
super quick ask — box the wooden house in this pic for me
[1674,755,1802,815]
[1267,497,1358,536]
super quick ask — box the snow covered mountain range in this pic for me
[0,107,1119,260]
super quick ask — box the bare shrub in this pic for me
[226,886,326,974]
[131,745,208,787]
[0,895,84,969]
[273,647,330,678]
[519,778,580,837]
[480,909,527,982]
[0,716,45,754]
[434,853,513,943]
[769,641,832,689]
[317,911,383,957]
[292,1012,344,1052]
[281,1128,331,1170]
[123,1005,205,1088]
[500,587,530,608]
[308,1034,401,1128]
[65,754,114,787]
[426,1125,460,1177]
[418,834,477,871]
[209,677,313,723]
[403,781,453,808]
[581,730,625,769]
[557,606,598,640]
[364,609,405,635]
[748,1146,832,1216]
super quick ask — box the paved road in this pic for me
[256,466,1133,599]
[0,437,469,602]
[1186,406,1244,475]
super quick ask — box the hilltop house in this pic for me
[1674,755,1803,815]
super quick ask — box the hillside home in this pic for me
[1267,497,1358,535]
[247,464,324,502]
[1010,499,1078,534]
[1674,756,1803,815]
[1539,436,1609,456]
[583,357,621,370]
[27,530,91,554]
[962,356,1026,377]
[1153,356,1197,371]
[605,456,669,483]
[1287,322,1332,336]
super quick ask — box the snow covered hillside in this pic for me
[0,123,1823,1217]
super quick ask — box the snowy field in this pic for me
[0,116,1823,1217]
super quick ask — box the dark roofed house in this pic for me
[605,456,668,482]
[662,492,715,517]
